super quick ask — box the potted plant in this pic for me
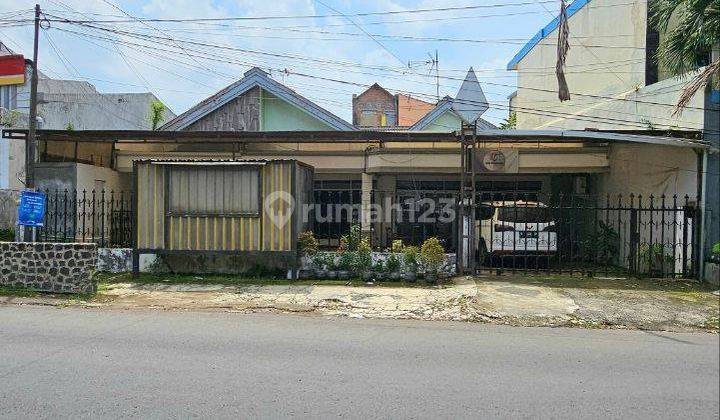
[337,250,355,280]
[421,237,445,283]
[373,259,386,281]
[297,231,319,278]
[326,253,339,279]
[353,238,373,281]
[391,239,404,253]
[401,245,419,282]
[312,253,330,279]
[385,253,401,280]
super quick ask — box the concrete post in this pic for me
[361,173,374,240]
[376,175,396,248]
[701,48,719,282]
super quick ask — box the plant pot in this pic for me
[298,268,313,279]
[327,270,338,279]
[389,272,400,281]
[362,271,374,281]
[317,269,328,279]
[424,273,437,283]
[401,272,416,283]
[337,270,350,280]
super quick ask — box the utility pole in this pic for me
[435,50,440,101]
[25,4,40,190]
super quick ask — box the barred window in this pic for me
[167,166,260,216]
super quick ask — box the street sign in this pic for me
[17,190,46,227]
[0,54,25,86]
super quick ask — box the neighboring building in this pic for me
[397,93,435,127]
[0,41,175,191]
[352,83,397,127]
[352,70,497,131]
[506,0,719,281]
[506,0,708,132]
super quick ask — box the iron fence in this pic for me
[13,188,702,278]
[37,189,134,248]
[385,190,700,278]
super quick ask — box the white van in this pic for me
[475,201,557,260]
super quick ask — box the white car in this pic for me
[475,201,557,261]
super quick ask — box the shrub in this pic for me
[420,237,445,274]
[354,239,372,275]
[712,242,720,255]
[312,253,334,270]
[391,239,404,253]
[340,224,363,252]
[385,253,401,272]
[0,228,14,242]
[402,245,419,273]
[297,231,319,257]
[337,250,356,272]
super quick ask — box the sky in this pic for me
[0,0,559,125]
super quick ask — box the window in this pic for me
[167,166,260,216]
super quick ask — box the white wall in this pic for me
[598,143,698,199]
[511,0,705,132]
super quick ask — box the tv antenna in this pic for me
[408,50,439,101]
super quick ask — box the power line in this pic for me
[43,19,715,133]
[40,1,564,23]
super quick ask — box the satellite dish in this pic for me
[451,67,488,123]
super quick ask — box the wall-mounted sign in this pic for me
[475,149,519,173]
[17,190,46,227]
[0,55,26,86]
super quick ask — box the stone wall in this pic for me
[0,242,97,293]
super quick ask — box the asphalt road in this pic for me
[1,306,718,419]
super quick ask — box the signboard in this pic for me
[17,190,46,227]
[0,54,26,86]
[475,149,519,173]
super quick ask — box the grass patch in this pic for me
[95,272,438,288]
[0,285,96,301]
[0,286,41,298]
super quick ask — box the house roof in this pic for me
[354,83,394,100]
[410,97,496,131]
[161,67,356,131]
[506,0,592,70]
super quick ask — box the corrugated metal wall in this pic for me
[136,162,165,249]
[136,161,296,252]
[262,160,294,251]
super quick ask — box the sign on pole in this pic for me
[0,55,26,86]
[17,190,46,227]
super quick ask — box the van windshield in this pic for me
[497,206,552,223]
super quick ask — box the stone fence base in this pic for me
[0,242,97,294]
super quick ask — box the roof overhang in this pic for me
[3,128,713,151]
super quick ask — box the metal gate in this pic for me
[473,192,699,278]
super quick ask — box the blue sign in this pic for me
[17,190,46,227]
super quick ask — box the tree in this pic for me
[499,112,517,129]
[150,100,167,130]
[650,0,720,112]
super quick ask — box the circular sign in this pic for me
[482,150,506,172]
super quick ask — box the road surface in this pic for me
[1,306,718,419]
